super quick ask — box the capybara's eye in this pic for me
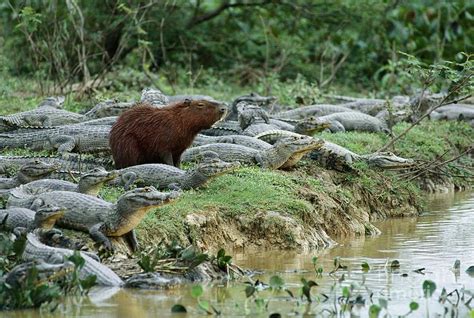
[198,103,205,107]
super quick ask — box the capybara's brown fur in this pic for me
[109,99,226,168]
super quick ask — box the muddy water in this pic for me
[7,192,474,317]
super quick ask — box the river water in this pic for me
[5,191,474,317]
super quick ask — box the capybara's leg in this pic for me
[173,154,182,168]
[161,152,174,166]
[115,138,141,168]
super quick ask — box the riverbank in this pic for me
[98,120,472,253]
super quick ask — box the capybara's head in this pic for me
[175,99,227,130]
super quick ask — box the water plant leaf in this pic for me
[369,304,381,318]
[245,285,256,298]
[171,304,187,313]
[390,260,400,269]
[342,287,350,298]
[409,301,419,311]
[269,275,284,290]
[217,248,226,259]
[67,251,85,270]
[198,300,210,313]
[191,284,203,298]
[422,280,436,298]
[79,275,97,290]
[285,289,294,298]
[361,262,370,272]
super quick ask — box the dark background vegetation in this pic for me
[0,0,472,99]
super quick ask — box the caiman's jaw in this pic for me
[21,161,60,177]
[278,136,325,153]
[368,153,415,169]
[35,206,66,229]
[121,186,182,208]
[198,160,241,177]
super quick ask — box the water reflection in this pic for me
[5,191,474,317]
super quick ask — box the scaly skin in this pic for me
[0,161,59,190]
[201,121,242,136]
[0,124,111,154]
[193,134,272,150]
[0,154,113,178]
[256,130,414,171]
[23,230,123,286]
[0,98,85,132]
[140,87,170,106]
[0,205,65,232]
[30,187,181,252]
[112,156,240,190]
[275,104,358,119]
[7,168,118,208]
[2,259,75,290]
[228,92,277,120]
[318,112,390,134]
[85,100,136,119]
[183,136,324,169]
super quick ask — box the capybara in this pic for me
[109,99,227,168]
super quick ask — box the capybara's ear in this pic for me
[184,99,192,106]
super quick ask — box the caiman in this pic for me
[0,205,65,232]
[29,187,181,252]
[7,168,118,208]
[111,155,240,190]
[23,230,123,286]
[0,160,59,190]
[0,124,111,154]
[274,104,359,119]
[140,87,170,107]
[193,134,272,150]
[0,97,86,132]
[0,154,113,177]
[85,99,135,119]
[256,130,415,171]
[182,135,324,169]
[1,259,75,290]
[317,112,390,134]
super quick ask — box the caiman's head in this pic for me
[34,205,66,230]
[84,99,132,118]
[195,155,241,177]
[276,135,325,154]
[5,259,74,289]
[366,152,415,170]
[17,160,60,183]
[237,103,270,129]
[273,135,325,169]
[294,116,332,135]
[115,187,182,235]
[118,186,181,210]
[78,167,119,195]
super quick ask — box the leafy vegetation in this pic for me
[0,233,95,311]
[1,1,472,96]
[170,257,472,317]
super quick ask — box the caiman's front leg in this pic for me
[89,223,114,251]
[49,135,76,153]
[123,230,139,253]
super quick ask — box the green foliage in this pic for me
[1,1,473,93]
[422,280,437,298]
[215,248,232,271]
[0,235,95,310]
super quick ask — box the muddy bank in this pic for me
[135,164,432,253]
